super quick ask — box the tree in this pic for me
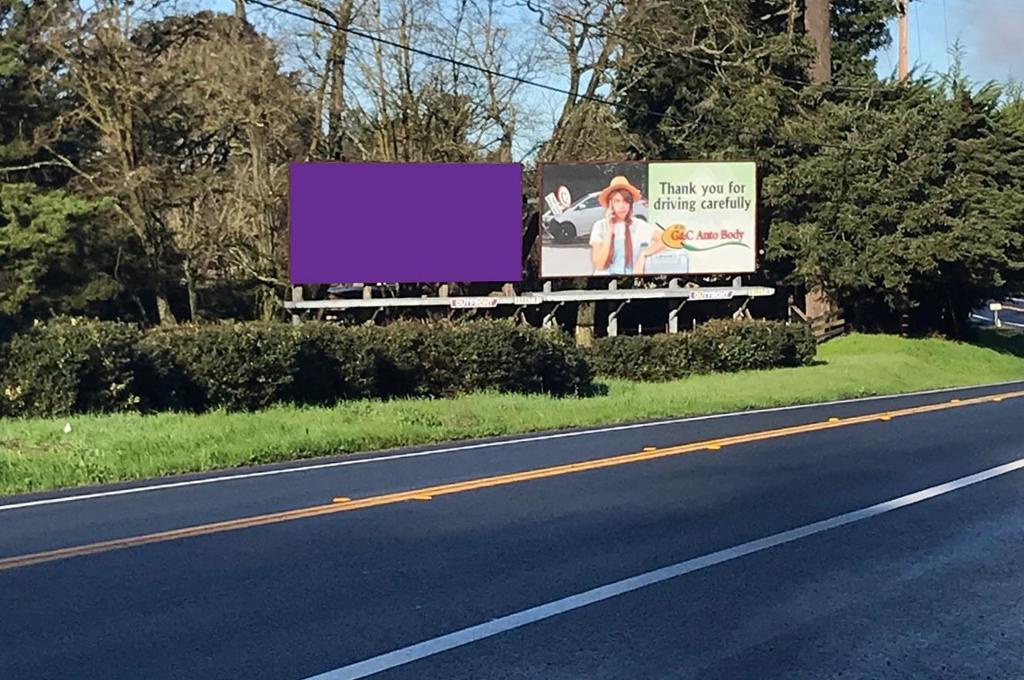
[766,74,1024,337]
[133,12,316,320]
[1,0,143,328]
[0,184,147,323]
[44,6,316,323]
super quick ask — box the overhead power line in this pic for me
[521,0,893,95]
[243,0,886,153]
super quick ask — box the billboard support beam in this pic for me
[284,285,775,310]
[608,301,630,337]
[668,300,687,334]
[732,297,752,320]
[284,284,777,341]
[543,302,564,329]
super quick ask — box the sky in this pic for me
[876,0,1024,85]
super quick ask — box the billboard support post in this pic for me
[290,286,304,326]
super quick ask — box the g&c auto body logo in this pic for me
[659,223,750,252]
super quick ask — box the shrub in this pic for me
[783,323,818,366]
[0,316,142,417]
[532,326,594,397]
[372,319,592,398]
[293,323,389,403]
[589,335,661,381]
[139,322,301,412]
[0,315,599,417]
[588,319,817,381]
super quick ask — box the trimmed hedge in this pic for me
[0,316,815,417]
[589,319,816,381]
[0,317,143,418]
[139,322,303,413]
[372,320,591,399]
[0,317,593,417]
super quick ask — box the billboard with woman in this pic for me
[539,160,757,278]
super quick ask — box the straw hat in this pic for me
[598,175,643,207]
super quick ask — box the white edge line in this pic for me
[303,456,1024,680]
[1,379,1022,512]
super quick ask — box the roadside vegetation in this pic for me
[2,329,1022,497]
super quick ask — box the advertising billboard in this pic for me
[539,161,758,278]
[289,162,523,284]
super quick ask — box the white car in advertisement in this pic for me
[542,191,650,244]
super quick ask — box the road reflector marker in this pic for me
[828,417,840,423]
[880,415,892,421]
[643,447,657,452]
[332,497,351,503]
[707,444,722,451]
[993,397,1004,402]
[950,399,961,404]
[412,495,433,501]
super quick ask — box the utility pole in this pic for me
[804,0,832,83]
[898,0,909,80]
[803,0,835,321]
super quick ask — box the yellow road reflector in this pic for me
[332,497,351,503]
[880,415,892,421]
[412,495,433,501]
[828,417,841,423]
[950,399,961,404]
[643,446,657,452]
[707,444,722,451]
[993,397,1004,402]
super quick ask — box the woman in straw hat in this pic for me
[589,175,666,276]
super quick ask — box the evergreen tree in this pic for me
[0,0,143,328]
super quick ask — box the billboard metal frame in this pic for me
[283,279,776,337]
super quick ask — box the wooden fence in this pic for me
[790,305,846,343]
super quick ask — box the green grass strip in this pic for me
[2,331,1024,497]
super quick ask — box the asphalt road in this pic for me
[971,298,1024,328]
[2,381,1024,679]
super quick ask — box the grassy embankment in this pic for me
[2,330,1023,497]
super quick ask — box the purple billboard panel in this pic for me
[289,162,523,284]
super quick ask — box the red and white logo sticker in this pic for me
[556,185,572,210]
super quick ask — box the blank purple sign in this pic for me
[289,162,523,284]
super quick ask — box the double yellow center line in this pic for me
[0,390,1020,572]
